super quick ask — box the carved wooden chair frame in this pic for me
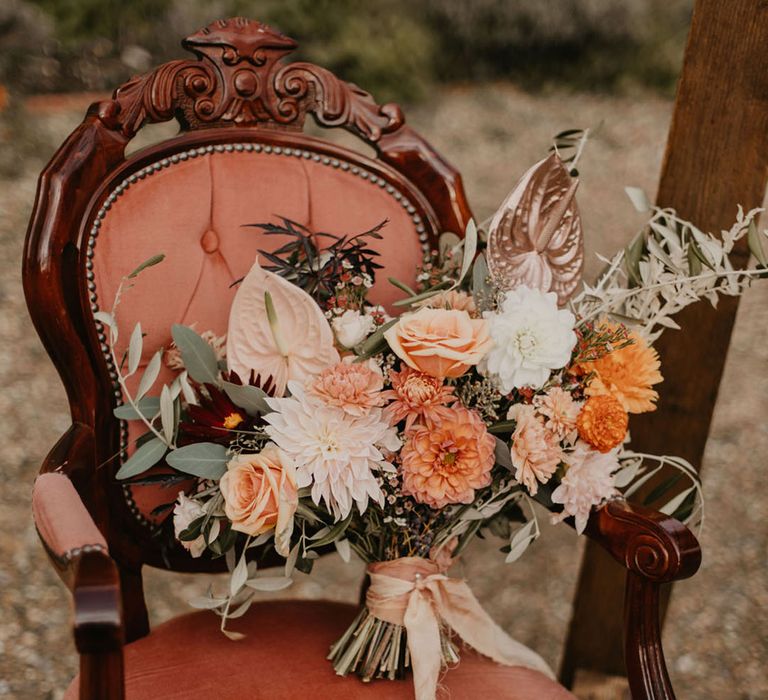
[24,17,701,700]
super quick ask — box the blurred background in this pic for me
[1,1,766,699]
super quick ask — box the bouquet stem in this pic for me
[328,606,458,682]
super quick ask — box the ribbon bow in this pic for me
[366,556,554,700]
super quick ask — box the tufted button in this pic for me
[200,229,219,254]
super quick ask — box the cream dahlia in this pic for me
[400,406,494,509]
[551,442,620,533]
[381,366,456,430]
[264,382,400,520]
[482,286,576,392]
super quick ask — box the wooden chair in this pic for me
[24,17,701,700]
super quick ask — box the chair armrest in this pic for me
[584,499,702,700]
[585,499,702,583]
[33,442,125,699]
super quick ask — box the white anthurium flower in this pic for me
[173,493,206,558]
[332,309,376,349]
[481,285,576,392]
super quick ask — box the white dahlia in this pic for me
[264,382,400,520]
[481,286,576,392]
[551,442,620,533]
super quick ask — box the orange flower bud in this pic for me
[576,395,628,453]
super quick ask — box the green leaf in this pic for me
[93,311,117,342]
[221,381,270,416]
[245,576,293,592]
[488,420,516,435]
[454,219,477,289]
[505,520,537,563]
[494,437,513,470]
[686,245,702,276]
[171,324,219,385]
[127,322,143,376]
[165,442,229,479]
[471,253,492,311]
[438,231,461,263]
[747,220,768,267]
[624,187,650,213]
[113,396,160,420]
[128,253,165,279]
[116,437,167,479]
[230,553,248,596]
[659,486,697,517]
[354,318,397,360]
[624,233,645,285]
[160,385,176,444]
[136,350,162,401]
[388,277,417,297]
[307,511,353,549]
[391,280,452,307]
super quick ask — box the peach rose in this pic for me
[384,307,492,379]
[219,445,297,555]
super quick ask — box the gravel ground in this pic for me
[0,84,766,699]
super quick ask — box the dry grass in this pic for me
[0,84,766,699]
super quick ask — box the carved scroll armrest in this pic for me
[584,499,702,700]
[585,499,701,583]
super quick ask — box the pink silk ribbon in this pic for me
[366,556,554,700]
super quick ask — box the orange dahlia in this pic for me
[400,406,494,509]
[382,367,456,430]
[577,326,663,413]
[576,395,628,453]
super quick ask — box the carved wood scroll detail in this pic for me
[101,17,404,142]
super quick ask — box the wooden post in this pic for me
[561,0,768,686]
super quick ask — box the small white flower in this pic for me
[551,442,620,533]
[173,493,207,558]
[332,309,376,348]
[481,286,576,392]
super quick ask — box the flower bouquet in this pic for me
[103,133,768,699]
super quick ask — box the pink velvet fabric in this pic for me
[32,473,107,558]
[64,600,575,699]
[93,149,423,522]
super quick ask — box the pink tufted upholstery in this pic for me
[92,147,424,522]
[64,600,576,699]
[32,473,107,558]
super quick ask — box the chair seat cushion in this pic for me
[65,600,575,699]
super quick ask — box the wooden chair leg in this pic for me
[80,650,125,700]
[624,573,674,700]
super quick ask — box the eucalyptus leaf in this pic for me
[438,231,461,263]
[225,597,255,620]
[471,253,492,311]
[230,554,248,596]
[335,538,352,563]
[128,253,165,279]
[165,442,228,479]
[284,542,300,578]
[221,381,270,416]
[354,318,397,359]
[113,396,160,421]
[188,596,226,610]
[160,385,175,444]
[221,629,246,641]
[127,323,143,376]
[452,219,477,289]
[307,511,353,549]
[659,486,696,517]
[505,520,538,563]
[93,311,117,342]
[624,186,651,213]
[116,437,167,479]
[494,437,513,471]
[136,350,162,401]
[388,277,417,297]
[245,576,293,592]
[748,220,768,266]
[171,324,219,385]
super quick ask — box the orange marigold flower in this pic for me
[382,366,456,430]
[576,395,628,453]
[400,406,494,509]
[577,326,663,413]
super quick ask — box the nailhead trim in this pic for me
[87,141,432,527]
[61,543,108,562]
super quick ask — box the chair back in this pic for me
[23,17,471,574]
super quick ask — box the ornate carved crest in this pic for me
[101,17,404,142]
